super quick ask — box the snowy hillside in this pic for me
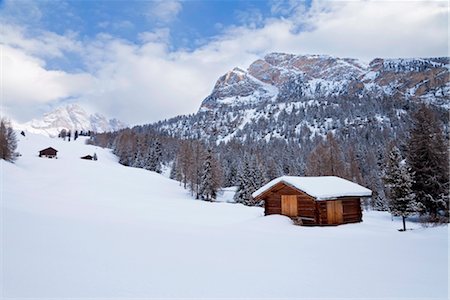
[14,104,127,137]
[2,133,448,298]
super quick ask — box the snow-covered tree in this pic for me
[407,105,449,222]
[234,156,264,206]
[0,118,17,162]
[59,129,67,140]
[147,140,163,173]
[383,146,421,231]
[199,148,220,201]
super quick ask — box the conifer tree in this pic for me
[0,118,17,162]
[199,148,219,201]
[407,105,449,222]
[234,157,264,206]
[384,146,421,231]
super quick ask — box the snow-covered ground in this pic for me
[2,133,448,299]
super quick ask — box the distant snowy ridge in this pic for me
[15,104,127,137]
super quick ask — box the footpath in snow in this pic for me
[2,133,448,299]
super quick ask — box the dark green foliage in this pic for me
[407,105,449,222]
[199,148,221,201]
[234,156,265,206]
[383,146,421,230]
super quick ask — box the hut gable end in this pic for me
[39,147,58,158]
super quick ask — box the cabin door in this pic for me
[327,200,343,224]
[281,195,298,217]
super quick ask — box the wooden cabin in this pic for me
[81,155,94,160]
[39,147,58,159]
[252,176,372,226]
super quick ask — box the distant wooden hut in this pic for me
[252,176,372,226]
[80,155,94,160]
[39,147,58,159]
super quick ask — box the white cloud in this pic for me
[1,0,447,125]
[293,0,448,60]
[0,24,82,58]
[138,28,171,44]
[1,45,96,121]
[145,0,182,24]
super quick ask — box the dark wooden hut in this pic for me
[39,147,58,159]
[252,176,372,226]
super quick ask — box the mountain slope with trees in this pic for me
[90,53,449,221]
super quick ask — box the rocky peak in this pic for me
[200,52,449,111]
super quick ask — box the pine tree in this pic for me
[199,148,219,201]
[407,105,449,222]
[59,129,67,140]
[150,140,163,173]
[0,118,17,162]
[234,157,264,206]
[384,146,421,231]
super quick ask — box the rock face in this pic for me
[200,53,449,111]
[152,53,448,145]
[19,104,127,137]
[200,67,278,110]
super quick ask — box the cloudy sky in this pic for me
[1,0,448,125]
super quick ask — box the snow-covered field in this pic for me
[2,133,448,299]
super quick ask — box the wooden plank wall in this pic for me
[262,183,363,225]
[341,198,363,223]
[297,194,316,225]
[317,198,362,225]
[263,183,318,224]
[264,183,299,215]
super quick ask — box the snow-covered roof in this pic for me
[252,176,372,200]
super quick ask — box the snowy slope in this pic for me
[14,104,127,137]
[2,134,448,299]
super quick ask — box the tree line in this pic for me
[89,104,448,225]
[384,105,449,229]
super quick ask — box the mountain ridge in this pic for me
[200,53,449,112]
[152,53,448,146]
[15,104,127,137]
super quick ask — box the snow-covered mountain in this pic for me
[16,104,127,137]
[153,53,448,144]
[201,53,449,111]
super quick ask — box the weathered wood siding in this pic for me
[261,183,363,226]
[263,183,317,224]
[341,198,363,223]
[317,198,362,225]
